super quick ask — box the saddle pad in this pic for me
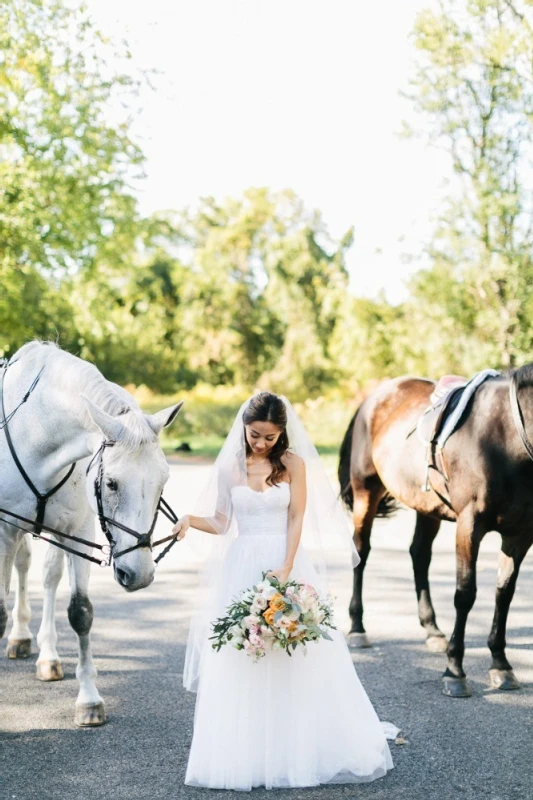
[429,375,467,406]
[417,368,500,448]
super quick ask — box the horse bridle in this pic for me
[0,358,181,567]
[86,438,180,560]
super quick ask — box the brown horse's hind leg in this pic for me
[347,484,382,649]
[409,514,447,653]
[442,513,486,698]
[487,532,533,691]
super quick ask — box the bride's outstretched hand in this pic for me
[172,515,190,541]
[266,564,292,585]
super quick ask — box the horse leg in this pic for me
[6,533,33,658]
[36,544,65,681]
[0,548,16,641]
[442,514,485,698]
[409,514,447,652]
[487,532,533,691]
[67,526,106,727]
[346,486,380,649]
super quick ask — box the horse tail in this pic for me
[338,404,400,519]
[376,492,400,519]
[338,408,359,511]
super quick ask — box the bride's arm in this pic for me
[172,470,232,540]
[171,510,228,539]
[267,455,306,583]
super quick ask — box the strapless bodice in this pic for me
[231,482,290,537]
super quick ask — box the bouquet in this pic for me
[209,570,336,661]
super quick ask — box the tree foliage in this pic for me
[406,0,533,369]
[0,0,144,352]
[5,0,533,400]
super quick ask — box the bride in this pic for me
[172,391,397,791]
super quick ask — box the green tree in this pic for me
[406,0,533,369]
[164,188,352,396]
[0,0,144,354]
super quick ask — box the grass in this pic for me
[163,433,227,460]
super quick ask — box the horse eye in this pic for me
[106,478,118,492]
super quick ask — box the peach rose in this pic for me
[269,593,285,612]
[263,607,276,626]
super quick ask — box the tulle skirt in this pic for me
[184,533,394,791]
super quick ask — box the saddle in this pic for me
[417,375,467,449]
[415,369,501,492]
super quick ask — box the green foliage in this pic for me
[0,0,144,354]
[135,382,250,441]
[166,188,351,396]
[405,0,533,370]
[7,0,533,406]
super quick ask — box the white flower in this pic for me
[243,614,261,628]
[253,595,268,610]
[299,596,313,612]
[255,580,271,592]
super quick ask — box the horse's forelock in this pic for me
[115,409,158,451]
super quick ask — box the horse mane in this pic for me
[512,362,533,391]
[12,341,157,450]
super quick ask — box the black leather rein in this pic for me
[0,359,181,567]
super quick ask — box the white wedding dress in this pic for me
[184,481,396,791]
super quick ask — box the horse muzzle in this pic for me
[113,561,155,592]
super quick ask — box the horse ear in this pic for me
[80,394,125,442]
[146,401,184,436]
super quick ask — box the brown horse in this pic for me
[338,368,533,697]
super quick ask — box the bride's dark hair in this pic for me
[243,391,289,486]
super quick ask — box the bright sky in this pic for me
[86,0,448,303]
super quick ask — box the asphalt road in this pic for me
[2,463,533,800]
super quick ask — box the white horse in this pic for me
[0,341,182,726]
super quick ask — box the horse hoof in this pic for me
[442,676,472,697]
[6,638,32,659]
[489,669,520,691]
[75,702,106,727]
[346,632,372,649]
[426,635,448,653]
[36,660,64,681]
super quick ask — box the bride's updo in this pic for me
[243,392,289,486]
